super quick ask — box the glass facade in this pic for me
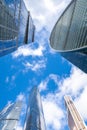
[0,101,22,130]
[50,0,87,52]
[0,0,35,57]
[0,0,18,41]
[18,0,28,45]
[24,12,35,44]
[24,87,46,130]
[28,15,35,43]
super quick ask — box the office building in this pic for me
[0,101,22,130]
[0,0,35,56]
[24,87,46,130]
[50,0,87,73]
[64,95,87,130]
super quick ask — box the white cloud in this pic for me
[12,44,44,58]
[39,79,49,92]
[11,75,15,81]
[5,76,16,83]
[23,59,46,73]
[16,125,23,130]
[32,63,44,71]
[59,67,87,97]
[5,77,9,83]
[42,94,65,130]
[38,74,59,91]
[16,93,25,102]
[49,74,59,86]
[74,87,87,120]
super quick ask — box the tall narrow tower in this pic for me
[0,101,22,130]
[24,87,46,130]
[64,96,87,130]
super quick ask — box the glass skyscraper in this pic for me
[64,95,87,130]
[50,0,87,73]
[0,0,35,56]
[24,87,46,130]
[0,101,22,130]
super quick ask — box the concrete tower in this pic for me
[64,95,87,130]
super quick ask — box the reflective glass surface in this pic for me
[28,16,35,43]
[0,0,18,40]
[50,0,87,51]
[0,0,35,56]
[24,87,46,130]
[0,101,22,130]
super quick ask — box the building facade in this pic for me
[0,0,35,56]
[24,87,46,130]
[0,101,22,130]
[64,95,87,130]
[49,0,87,73]
[50,0,87,52]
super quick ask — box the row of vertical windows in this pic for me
[50,1,75,50]
[28,16,35,43]
[66,0,87,50]
[0,6,17,30]
[18,0,28,44]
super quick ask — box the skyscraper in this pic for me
[24,87,46,130]
[0,101,22,130]
[64,95,87,130]
[49,0,87,73]
[0,0,35,57]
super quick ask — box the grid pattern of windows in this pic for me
[66,0,87,50]
[0,0,18,40]
[50,0,87,52]
[0,0,35,56]
[0,0,19,56]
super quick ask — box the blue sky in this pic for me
[0,0,87,130]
